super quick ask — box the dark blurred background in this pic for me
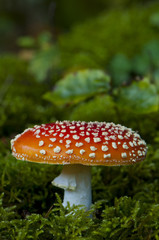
[0,0,154,51]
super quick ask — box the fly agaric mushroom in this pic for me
[11,121,147,210]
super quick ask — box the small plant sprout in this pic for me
[11,121,147,210]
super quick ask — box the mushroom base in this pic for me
[52,164,92,210]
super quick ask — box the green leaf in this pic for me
[43,69,110,106]
[116,77,158,114]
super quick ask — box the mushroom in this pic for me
[11,121,147,210]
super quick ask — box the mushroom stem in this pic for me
[52,164,92,210]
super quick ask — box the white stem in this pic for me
[52,165,92,210]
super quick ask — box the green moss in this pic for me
[3,153,67,214]
[70,95,116,122]
[94,197,159,240]
[0,55,57,136]
[1,145,159,239]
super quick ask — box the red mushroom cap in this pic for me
[11,121,147,166]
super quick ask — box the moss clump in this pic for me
[70,95,116,122]
[1,146,159,239]
[0,55,57,136]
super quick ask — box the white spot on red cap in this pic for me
[118,135,124,140]
[80,133,85,136]
[85,137,90,143]
[50,138,56,142]
[105,137,110,141]
[92,132,98,137]
[34,129,40,135]
[66,140,71,144]
[48,144,53,147]
[112,142,117,149]
[54,146,61,153]
[75,142,83,147]
[132,159,136,162]
[61,129,66,133]
[102,145,108,151]
[122,143,129,149]
[138,150,143,156]
[80,149,85,155]
[59,133,64,137]
[49,130,54,134]
[104,153,111,158]
[65,144,70,148]
[73,135,80,140]
[39,140,44,147]
[121,152,127,158]
[69,126,76,129]
[110,135,116,140]
[40,150,46,155]
[66,149,73,154]
[138,140,146,145]
[70,130,77,133]
[90,146,97,151]
[64,134,70,139]
[129,142,134,147]
[102,132,108,136]
[89,153,96,158]
[93,137,101,143]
